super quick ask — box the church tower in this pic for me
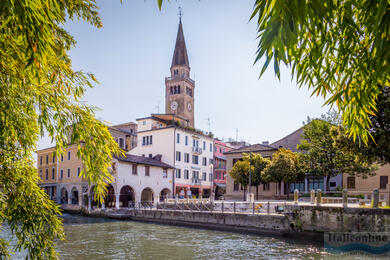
[165,18,195,127]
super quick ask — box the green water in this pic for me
[1,214,372,259]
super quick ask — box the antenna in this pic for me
[235,128,238,142]
[156,101,160,114]
[205,118,211,133]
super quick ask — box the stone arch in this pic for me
[60,187,68,204]
[71,186,79,205]
[141,187,154,204]
[105,184,116,208]
[160,188,171,202]
[119,185,135,208]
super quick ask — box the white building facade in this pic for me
[130,115,214,198]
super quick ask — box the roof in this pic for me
[270,127,304,152]
[224,143,277,155]
[171,21,189,68]
[114,154,174,169]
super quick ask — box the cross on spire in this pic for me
[178,6,183,22]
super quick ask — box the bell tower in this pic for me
[165,14,195,127]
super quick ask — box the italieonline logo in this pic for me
[325,232,390,256]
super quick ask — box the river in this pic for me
[1,214,371,259]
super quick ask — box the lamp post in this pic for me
[209,163,214,201]
[248,152,252,201]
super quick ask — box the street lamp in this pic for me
[248,152,252,202]
[209,163,214,200]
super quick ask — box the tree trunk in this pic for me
[243,187,246,201]
[326,175,330,193]
[287,183,290,200]
[256,185,259,200]
[278,181,282,197]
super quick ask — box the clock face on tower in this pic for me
[187,102,192,111]
[170,101,178,112]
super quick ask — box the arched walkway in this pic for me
[105,184,116,208]
[141,187,154,204]
[119,185,135,208]
[71,187,79,205]
[160,188,171,202]
[60,187,68,204]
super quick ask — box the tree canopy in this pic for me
[0,0,121,258]
[298,118,377,191]
[250,0,390,143]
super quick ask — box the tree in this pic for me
[242,153,271,200]
[250,0,390,143]
[0,1,121,258]
[345,86,390,164]
[263,148,303,197]
[229,159,254,201]
[298,119,376,191]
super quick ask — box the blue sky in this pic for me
[39,0,328,149]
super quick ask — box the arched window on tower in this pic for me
[178,85,181,94]
[170,87,173,95]
[174,86,177,94]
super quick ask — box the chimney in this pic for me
[262,141,269,145]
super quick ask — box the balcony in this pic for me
[165,75,195,84]
[192,146,203,155]
[192,178,202,185]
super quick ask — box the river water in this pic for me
[2,214,371,259]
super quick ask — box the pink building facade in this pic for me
[213,139,233,199]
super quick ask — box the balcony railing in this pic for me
[192,178,202,185]
[192,146,203,155]
[165,75,195,84]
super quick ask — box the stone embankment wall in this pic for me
[66,205,390,241]
[287,205,390,233]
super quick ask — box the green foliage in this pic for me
[229,159,253,189]
[251,0,390,143]
[242,153,271,187]
[263,148,303,195]
[298,118,377,190]
[0,0,122,258]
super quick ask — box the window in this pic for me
[52,154,55,163]
[176,133,180,143]
[184,153,190,163]
[77,167,81,176]
[202,157,207,166]
[45,169,48,180]
[52,168,55,179]
[209,158,213,165]
[40,156,42,165]
[67,169,70,178]
[60,169,63,179]
[61,154,63,162]
[67,151,71,160]
[142,135,153,146]
[289,181,305,193]
[185,136,188,146]
[234,182,239,191]
[176,151,181,161]
[163,169,168,178]
[46,155,48,164]
[143,121,146,125]
[176,169,181,179]
[380,176,388,189]
[39,169,42,179]
[132,164,138,175]
[192,171,199,180]
[149,154,153,158]
[184,170,189,179]
[263,183,270,191]
[210,143,212,152]
[329,182,336,188]
[119,138,124,148]
[347,177,355,189]
[203,141,206,150]
[145,166,150,176]
[192,155,199,165]
[308,178,324,191]
[202,172,206,181]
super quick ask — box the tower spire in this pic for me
[171,9,189,68]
